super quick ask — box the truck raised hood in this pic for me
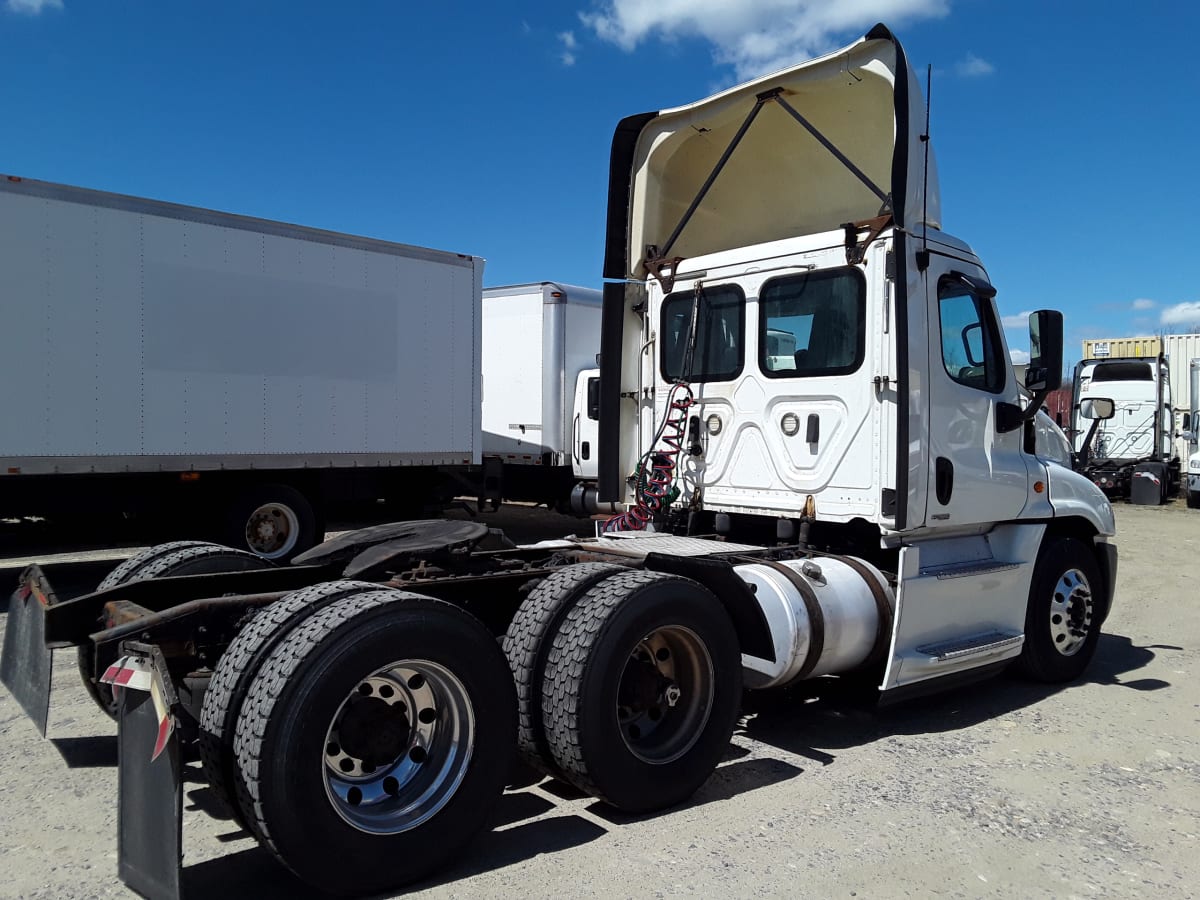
[599,24,940,502]
[601,23,939,283]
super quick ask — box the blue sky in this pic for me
[3,0,1198,368]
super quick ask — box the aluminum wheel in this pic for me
[1048,567,1093,657]
[323,659,474,834]
[245,502,300,559]
[616,625,714,764]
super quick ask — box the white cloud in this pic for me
[1161,301,1200,326]
[5,0,62,13]
[1131,297,1156,311]
[1000,310,1034,329]
[954,52,994,77]
[580,0,951,80]
[1009,349,1030,365]
[559,30,578,66]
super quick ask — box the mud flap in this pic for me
[113,643,183,900]
[0,570,55,736]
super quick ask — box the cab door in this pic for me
[924,258,1031,526]
[572,369,600,480]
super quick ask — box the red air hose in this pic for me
[604,383,694,532]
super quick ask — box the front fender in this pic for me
[1045,463,1116,537]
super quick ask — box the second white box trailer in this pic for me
[480,282,604,512]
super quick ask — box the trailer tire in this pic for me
[79,542,273,718]
[541,571,741,813]
[96,540,218,591]
[1013,537,1103,683]
[226,483,322,562]
[1188,491,1200,509]
[198,579,381,822]
[232,590,516,895]
[502,562,625,777]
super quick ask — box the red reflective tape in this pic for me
[151,714,171,762]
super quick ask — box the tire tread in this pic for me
[540,570,673,800]
[501,562,624,774]
[198,579,379,819]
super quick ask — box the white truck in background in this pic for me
[1184,358,1200,507]
[1,25,1119,900]
[480,282,606,515]
[1070,354,1179,502]
[0,177,603,559]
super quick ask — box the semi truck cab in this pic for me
[597,23,1117,691]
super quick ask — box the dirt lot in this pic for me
[1,502,1198,899]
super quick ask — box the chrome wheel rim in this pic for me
[1049,567,1093,657]
[323,660,474,834]
[245,503,300,559]
[616,625,714,764]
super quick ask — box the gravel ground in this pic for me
[1,502,1197,899]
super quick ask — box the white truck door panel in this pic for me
[572,369,600,480]
[924,258,1031,526]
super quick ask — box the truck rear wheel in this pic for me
[1188,491,1200,510]
[503,562,625,776]
[198,579,380,822]
[231,590,516,894]
[226,483,322,562]
[1013,537,1102,682]
[541,571,741,813]
[80,542,273,718]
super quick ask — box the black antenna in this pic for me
[918,63,932,271]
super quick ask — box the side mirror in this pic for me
[1080,397,1115,420]
[1024,310,1063,394]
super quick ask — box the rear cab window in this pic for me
[660,285,745,383]
[758,268,866,378]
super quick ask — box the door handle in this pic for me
[935,456,954,505]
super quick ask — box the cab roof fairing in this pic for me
[602,24,941,282]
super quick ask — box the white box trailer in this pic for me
[0,174,482,558]
[480,282,603,509]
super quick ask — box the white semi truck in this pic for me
[0,176,603,558]
[1070,354,1179,502]
[1184,358,1200,507]
[1,25,1117,898]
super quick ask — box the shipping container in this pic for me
[1163,334,1200,458]
[1081,336,1162,360]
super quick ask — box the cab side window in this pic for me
[937,276,1005,393]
